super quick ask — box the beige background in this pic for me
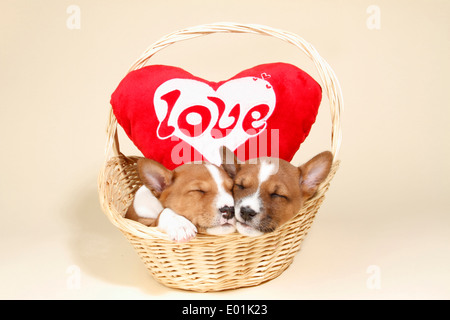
[1,0,449,299]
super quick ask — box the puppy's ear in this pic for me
[219,146,241,179]
[299,151,333,199]
[137,158,173,198]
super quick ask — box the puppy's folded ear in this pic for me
[299,151,333,199]
[137,158,173,198]
[219,146,241,179]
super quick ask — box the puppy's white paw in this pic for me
[157,208,197,243]
[133,185,163,219]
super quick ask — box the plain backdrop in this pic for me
[1,0,449,299]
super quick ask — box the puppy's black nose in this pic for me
[219,206,235,220]
[240,206,257,221]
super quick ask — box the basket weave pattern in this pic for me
[98,23,343,292]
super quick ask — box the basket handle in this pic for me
[104,22,343,162]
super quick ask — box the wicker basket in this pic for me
[98,23,343,292]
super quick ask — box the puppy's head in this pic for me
[137,159,235,234]
[223,151,333,236]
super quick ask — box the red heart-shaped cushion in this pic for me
[111,63,322,170]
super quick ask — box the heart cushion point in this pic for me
[111,63,322,170]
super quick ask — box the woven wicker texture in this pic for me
[98,22,343,292]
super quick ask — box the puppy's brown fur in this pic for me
[225,151,333,235]
[126,159,234,233]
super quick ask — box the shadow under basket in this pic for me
[98,23,343,293]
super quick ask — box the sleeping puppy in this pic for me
[222,149,333,236]
[126,159,236,242]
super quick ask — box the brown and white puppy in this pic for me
[222,150,333,236]
[126,159,236,242]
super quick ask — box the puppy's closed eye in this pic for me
[189,189,206,195]
[186,181,210,195]
[235,184,245,190]
[270,193,288,200]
